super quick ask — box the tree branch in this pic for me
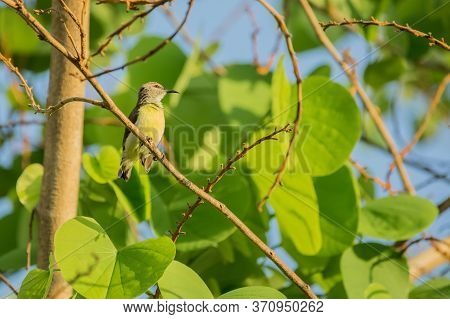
[0,51,44,113]
[89,0,194,78]
[171,124,292,242]
[46,97,105,115]
[96,0,170,10]
[298,0,415,195]
[386,74,450,184]
[350,158,394,194]
[255,0,304,211]
[3,0,317,298]
[320,17,450,51]
[0,273,18,296]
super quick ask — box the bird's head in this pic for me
[138,82,178,105]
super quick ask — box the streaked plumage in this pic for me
[118,82,178,181]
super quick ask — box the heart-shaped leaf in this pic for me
[18,269,52,299]
[219,286,286,299]
[16,163,43,212]
[82,146,121,184]
[54,217,175,298]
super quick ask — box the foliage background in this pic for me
[0,0,449,299]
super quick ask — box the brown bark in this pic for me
[36,0,88,298]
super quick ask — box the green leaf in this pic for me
[152,174,251,252]
[271,56,291,126]
[341,243,409,298]
[358,173,375,202]
[0,9,39,54]
[219,286,286,299]
[128,36,186,90]
[159,261,213,299]
[364,57,406,89]
[313,165,359,256]
[16,163,43,212]
[359,195,438,241]
[82,146,121,184]
[18,269,52,299]
[218,65,271,126]
[253,172,322,255]
[309,65,331,78]
[54,217,175,298]
[298,76,361,176]
[409,278,450,299]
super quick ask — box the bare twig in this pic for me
[350,158,394,194]
[171,124,292,242]
[92,6,158,57]
[399,235,449,255]
[46,97,105,115]
[0,117,121,129]
[255,0,304,212]
[386,74,450,184]
[0,273,18,296]
[57,0,87,61]
[320,17,450,51]
[3,0,317,298]
[437,197,450,214]
[90,0,194,78]
[298,0,415,195]
[0,51,43,113]
[96,0,170,10]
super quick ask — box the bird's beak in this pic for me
[165,89,179,94]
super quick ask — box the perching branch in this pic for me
[320,17,450,51]
[255,0,304,212]
[3,0,317,299]
[46,97,105,115]
[89,0,194,78]
[298,0,415,195]
[386,74,450,184]
[171,124,292,242]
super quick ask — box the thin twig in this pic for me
[320,17,450,51]
[0,273,18,296]
[46,97,105,115]
[256,0,304,212]
[171,124,292,242]
[298,0,415,195]
[437,197,450,214]
[57,0,87,61]
[399,236,449,255]
[386,74,450,184]
[60,17,81,59]
[3,0,317,298]
[92,6,158,57]
[350,158,394,194]
[96,0,170,10]
[0,51,43,113]
[89,0,194,78]
[0,117,121,129]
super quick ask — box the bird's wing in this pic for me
[121,106,139,150]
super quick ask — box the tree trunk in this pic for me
[36,0,89,298]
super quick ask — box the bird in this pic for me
[118,81,178,181]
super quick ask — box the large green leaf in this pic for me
[313,164,359,256]
[409,278,450,299]
[54,217,175,298]
[253,172,322,255]
[297,76,361,176]
[152,174,251,252]
[218,65,271,126]
[219,286,286,299]
[128,36,186,90]
[18,269,52,299]
[341,243,409,298]
[16,163,43,212]
[82,146,121,184]
[359,195,438,240]
[159,261,213,299]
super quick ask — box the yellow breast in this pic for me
[136,104,165,144]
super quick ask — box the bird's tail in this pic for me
[118,160,133,181]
